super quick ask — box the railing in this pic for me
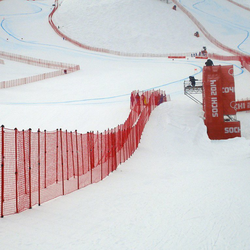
[0,51,80,89]
[227,0,250,11]
[172,0,250,72]
[48,0,196,58]
[0,89,169,217]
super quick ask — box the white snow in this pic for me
[1,0,250,249]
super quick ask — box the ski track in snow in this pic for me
[0,0,246,105]
[0,0,250,249]
[180,0,250,55]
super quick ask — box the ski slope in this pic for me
[1,0,250,249]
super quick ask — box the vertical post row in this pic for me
[1,125,4,217]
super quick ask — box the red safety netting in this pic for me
[172,0,250,72]
[0,89,168,217]
[49,0,250,71]
[48,0,196,58]
[0,51,80,89]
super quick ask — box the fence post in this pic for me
[1,125,4,217]
[111,129,114,172]
[15,128,19,213]
[122,126,125,163]
[90,132,93,184]
[66,130,69,180]
[60,129,64,195]
[81,133,84,175]
[44,130,47,188]
[56,129,58,183]
[87,132,90,176]
[119,125,122,165]
[75,130,79,189]
[113,129,117,170]
[108,129,110,175]
[100,132,103,180]
[70,131,75,178]
[28,128,32,209]
[38,129,41,206]
[22,130,27,194]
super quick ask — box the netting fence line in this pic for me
[48,0,196,58]
[0,51,80,89]
[207,53,250,72]
[172,0,250,72]
[49,0,250,70]
[0,89,169,217]
[227,0,250,12]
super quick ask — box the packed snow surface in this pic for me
[0,0,250,249]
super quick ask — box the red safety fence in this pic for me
[0,51,80,89]
[48,0,196,58]
[49,0,250,71]
[227,0,250,12]
[0,89,169,217]
[172,0,250,72]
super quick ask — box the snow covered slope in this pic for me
[1,0,250,249]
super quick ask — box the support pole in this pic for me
[66,130,69,180]
[70,131,75,178]
[38,129,41,206]
[75,130,79,189]
[1,126,4,218]
[60,129,64,195]
[90,132,93,184]
[22,130,27,194]
[44,130,47,188]
[81,133,84,175]
[28,128,32,209]
[107,129,110,175]
[100,132,103,180]
[15,128,18,213]
[56,129,58,183]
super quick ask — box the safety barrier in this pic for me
[172,0,250,72]
[0,51,80,89]
[48,0,196,58]
[49,0,250,72]
[227,0,250,11]
[0,89,168,217]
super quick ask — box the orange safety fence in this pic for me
[49,0,250,71]
[0,51,80,89]
[172,0,250,72]
[226,0,250,12]
[48,0,196,58]
[0,89,169,217]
